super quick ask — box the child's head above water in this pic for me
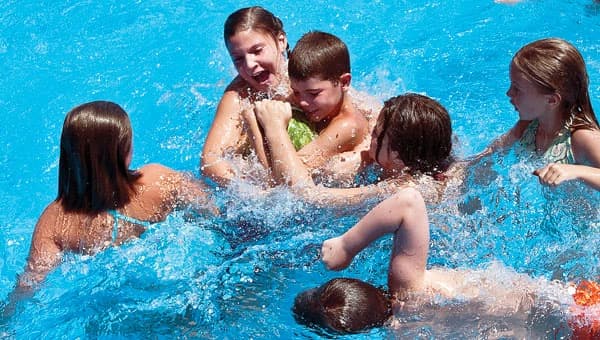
[510,37,598,131]
[370,93,453,177]
[288,31,350,83]
[292,278,391,334]
[288,31,352,123]
[58,101,140,213]
[223,6,288,92]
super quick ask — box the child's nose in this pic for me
[244,55,258,70]
[506,87,514,97]
[298,96,310,107]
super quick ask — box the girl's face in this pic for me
[506,63,554,121]
[227,29,287,92]
[291,76,345,123]
[368,123,405,173]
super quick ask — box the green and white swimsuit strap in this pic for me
[519,119,575,164]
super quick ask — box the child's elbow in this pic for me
[395,187,424,206]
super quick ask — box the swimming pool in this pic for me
[1,0,599,338]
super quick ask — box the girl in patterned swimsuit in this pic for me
[201,6,292,186]
[16,101,215,289]
[487,38,600,190]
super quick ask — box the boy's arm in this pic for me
[200,90,246,185]
[471,120,530,161]
[321,187,428,273]
[297,115,368,171]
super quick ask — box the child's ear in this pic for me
[277,33,288,53]
[547,92,562,107]
[339,73,352,90]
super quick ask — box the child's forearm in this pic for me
[242,109,271,169]
[577,166,600,191]
[340,194,406,256]
[263,124,313,185]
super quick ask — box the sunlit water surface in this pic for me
[1,0,599,338]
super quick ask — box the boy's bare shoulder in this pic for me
[348,87,383,121]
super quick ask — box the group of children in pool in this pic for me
[8,5,600,336]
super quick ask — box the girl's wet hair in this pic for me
[57,101,140,213]
[223,6,289,55]
[292,278,392,334]
[512,38,599,131]
[375,93,453,177]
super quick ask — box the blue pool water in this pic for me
[1,0,599,338]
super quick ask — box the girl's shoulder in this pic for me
[225,76,253,99]
[37,201,63,226]
[136,164,183,188]
[571,126,600,143]
[138,163,174,175]
[571,127,600,164]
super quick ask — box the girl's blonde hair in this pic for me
[512,38,599,131]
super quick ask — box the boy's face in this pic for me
[291,76,345,123]
[368,122,405,173]
[227,29,287,92]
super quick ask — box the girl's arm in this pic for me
[241,107,271,170]
[18,205,63,288]
[534,128,600,191]
[254,100,313,185]
[533,164,600,190]
[174,173,220,216]
[3,211,60,316]
[200,90,246,185]
[572,128,600,168]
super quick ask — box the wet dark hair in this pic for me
[288,31,350,82]
[223,6,289,55]
[512,38,599,131]
[375,93,452,177]
[57,101,140,213]
[292,278,392,334]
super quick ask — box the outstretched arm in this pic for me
[321,187,429,283]
[471,120,531,161]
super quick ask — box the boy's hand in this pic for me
[533,163,578,186]
[321,236,353,271]
[254,99,292,129]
